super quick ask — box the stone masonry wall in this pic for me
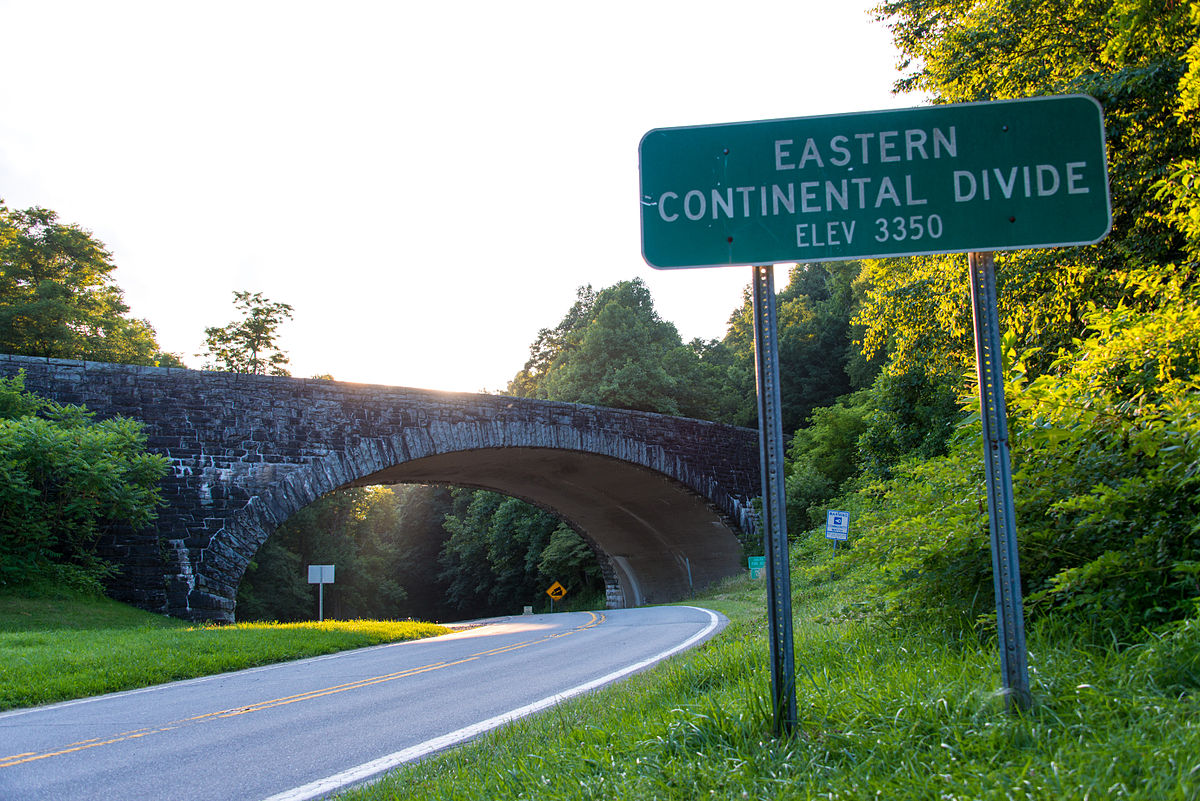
[1,354,760,620]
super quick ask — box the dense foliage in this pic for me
[798,0,1200,639]
[237,482,605,621]
[438,489,604,617]
[0,372,167,593]
[236,485,459,622]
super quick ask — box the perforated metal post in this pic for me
[751,264,798,735]
[968,251,1032,712]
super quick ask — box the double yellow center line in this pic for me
[1,611,604,770]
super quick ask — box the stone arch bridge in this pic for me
[2,354,760,623]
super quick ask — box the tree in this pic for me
[508,279,727,420]
[199,291,294,376]
[538,525,604,598]
[0,202,180,366]
[859,0,1200,382]
[721,262,879,434]
[437,489,604,617]
[438,489,507,614]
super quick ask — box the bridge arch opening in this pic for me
[234,481,612,623]
[217,446,750,622]
[356,448,748,608]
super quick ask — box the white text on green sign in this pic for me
[639,95,1111,269]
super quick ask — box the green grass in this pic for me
[0,592,450,711]
[340,551,1200,800]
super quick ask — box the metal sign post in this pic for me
[826,510,850,553]
[752,264,798,735]
[307,564,335,622]
[968,251,1031,712]
[546,581,567,613]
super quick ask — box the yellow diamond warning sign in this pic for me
[545,582,567,600]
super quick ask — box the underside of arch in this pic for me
[348,447,747,607]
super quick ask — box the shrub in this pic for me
[841,268,1200,641]
[0,371,167,590]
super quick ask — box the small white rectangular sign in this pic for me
[825,511,850,541]
[307,564,335,584]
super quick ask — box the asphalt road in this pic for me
[0,605,724,801]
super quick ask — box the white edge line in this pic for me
[260,606,724,801]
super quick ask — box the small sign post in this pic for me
[747,556,767,579]
[826,510,850,551]
[307,564,335,622]
[968,250,1031,711]
[751,263,798,735]
[640,94,1111,720]
[546,581,567,612]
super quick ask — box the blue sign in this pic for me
[825,511,850,541]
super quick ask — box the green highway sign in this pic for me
[639,95,1111,269]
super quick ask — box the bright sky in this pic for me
[0,0,922,393]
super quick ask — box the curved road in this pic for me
[0,605,724,801]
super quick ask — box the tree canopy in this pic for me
[0,203,180,366]
[859,0,1200,381]
[508,279,728,420]
[199,291,294,376]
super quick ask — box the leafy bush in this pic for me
[840,268,1200,640]
[785,391,871,530]
[1009,268,1200,636]
[837,437,992,629]
[857,369,961,479]
[784,371,961,533]
[0,371,166,590]
[785,462,839,533]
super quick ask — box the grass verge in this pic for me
[341,539,1200,800]
[0,592,450,711]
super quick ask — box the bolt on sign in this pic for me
[639,95,1110,268]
